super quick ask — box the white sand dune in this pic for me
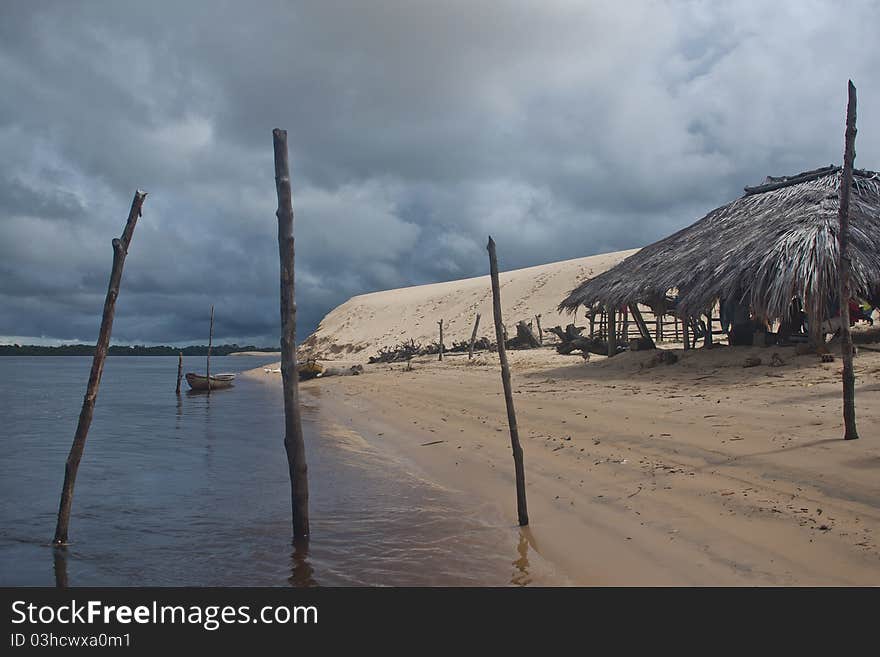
[301,249,638,360]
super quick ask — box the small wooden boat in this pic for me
[185,372,235,391]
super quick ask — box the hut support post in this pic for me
[628,304,656,349]
[837,81,859,441]
[53,190,147,546]
[703,311,713,348]
[607,305,617,357]
[487,236,529,526]
[468,313,481,359]
[175,352,183,394]
[682,316,690,351]
[273,128,310,538]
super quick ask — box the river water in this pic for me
[0,356,558,586]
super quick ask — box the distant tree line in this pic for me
[0,344,278,356]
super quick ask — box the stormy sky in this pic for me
[1,1,878,346]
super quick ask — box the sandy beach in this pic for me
[248,341,880,586]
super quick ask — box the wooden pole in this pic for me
[438,319,444,361]
[656,313,663,343]
[674,316,680,343]
[535,314,543,345]
[273,128,310,538]
[703,311,713,348]
[607,305,617,357]
[682,315,690,351]
[175,351,183,394]
[628,304,656,349]
[468,313,481,359]
[837,80,859,440]
[206,304,214,393]
[487,236,528,526]
[53,190,147,546]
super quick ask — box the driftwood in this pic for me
[505,320,541,349]
[274,128,309,539]
[548,323,628,357]
[54,190,147,546]
[487,236,528,527]
[369,339,423,363]
[838,81,859,440]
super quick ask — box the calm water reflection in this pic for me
[1,356,563,586]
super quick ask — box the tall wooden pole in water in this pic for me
[54,190,147,546]
[837,80,859,440]
[273,128,310,538]
[487,236,529,526]
[176,351,183,394]
[468,313,481,359]
[206,304,214,394]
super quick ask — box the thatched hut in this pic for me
[559,165,880,344]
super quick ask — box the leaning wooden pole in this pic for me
[175,351,183,394]
[487,236,528,526]
[468,313,481,359]
[53,190,147,546]
[206,304,214,394]
[837,80,859,441]
[273,128,310,537]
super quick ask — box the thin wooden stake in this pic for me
[438,319,444,361]
[535,314,543,345]
[176,351,183,394]
[838,80,859,440]
[53,190,147,546]
[206,304,214,394]
[273,128,310,537]
[682,315,690,351]
[468,313,481,359]
[487,236,528,526]
[607,305,617,357]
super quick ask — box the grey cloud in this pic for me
[0,1,878,345]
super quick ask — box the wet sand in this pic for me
[248,344,880,585]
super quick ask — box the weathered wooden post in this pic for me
[703,311,713,348]
[273,128,310,538]
[534,314,543,344]
[682,315,690,351]
[606,305,617,357]
[628,303,656,349]
[175,351,183,394]
[206,304,214,393]
[53,190,147,546]
[468,313,481,359]
[438,319,444,361]
[487,236,528,526]
[837,80,859,441]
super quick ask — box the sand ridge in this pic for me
[300,249,637,360]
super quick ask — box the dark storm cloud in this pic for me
[1,1,878,345]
